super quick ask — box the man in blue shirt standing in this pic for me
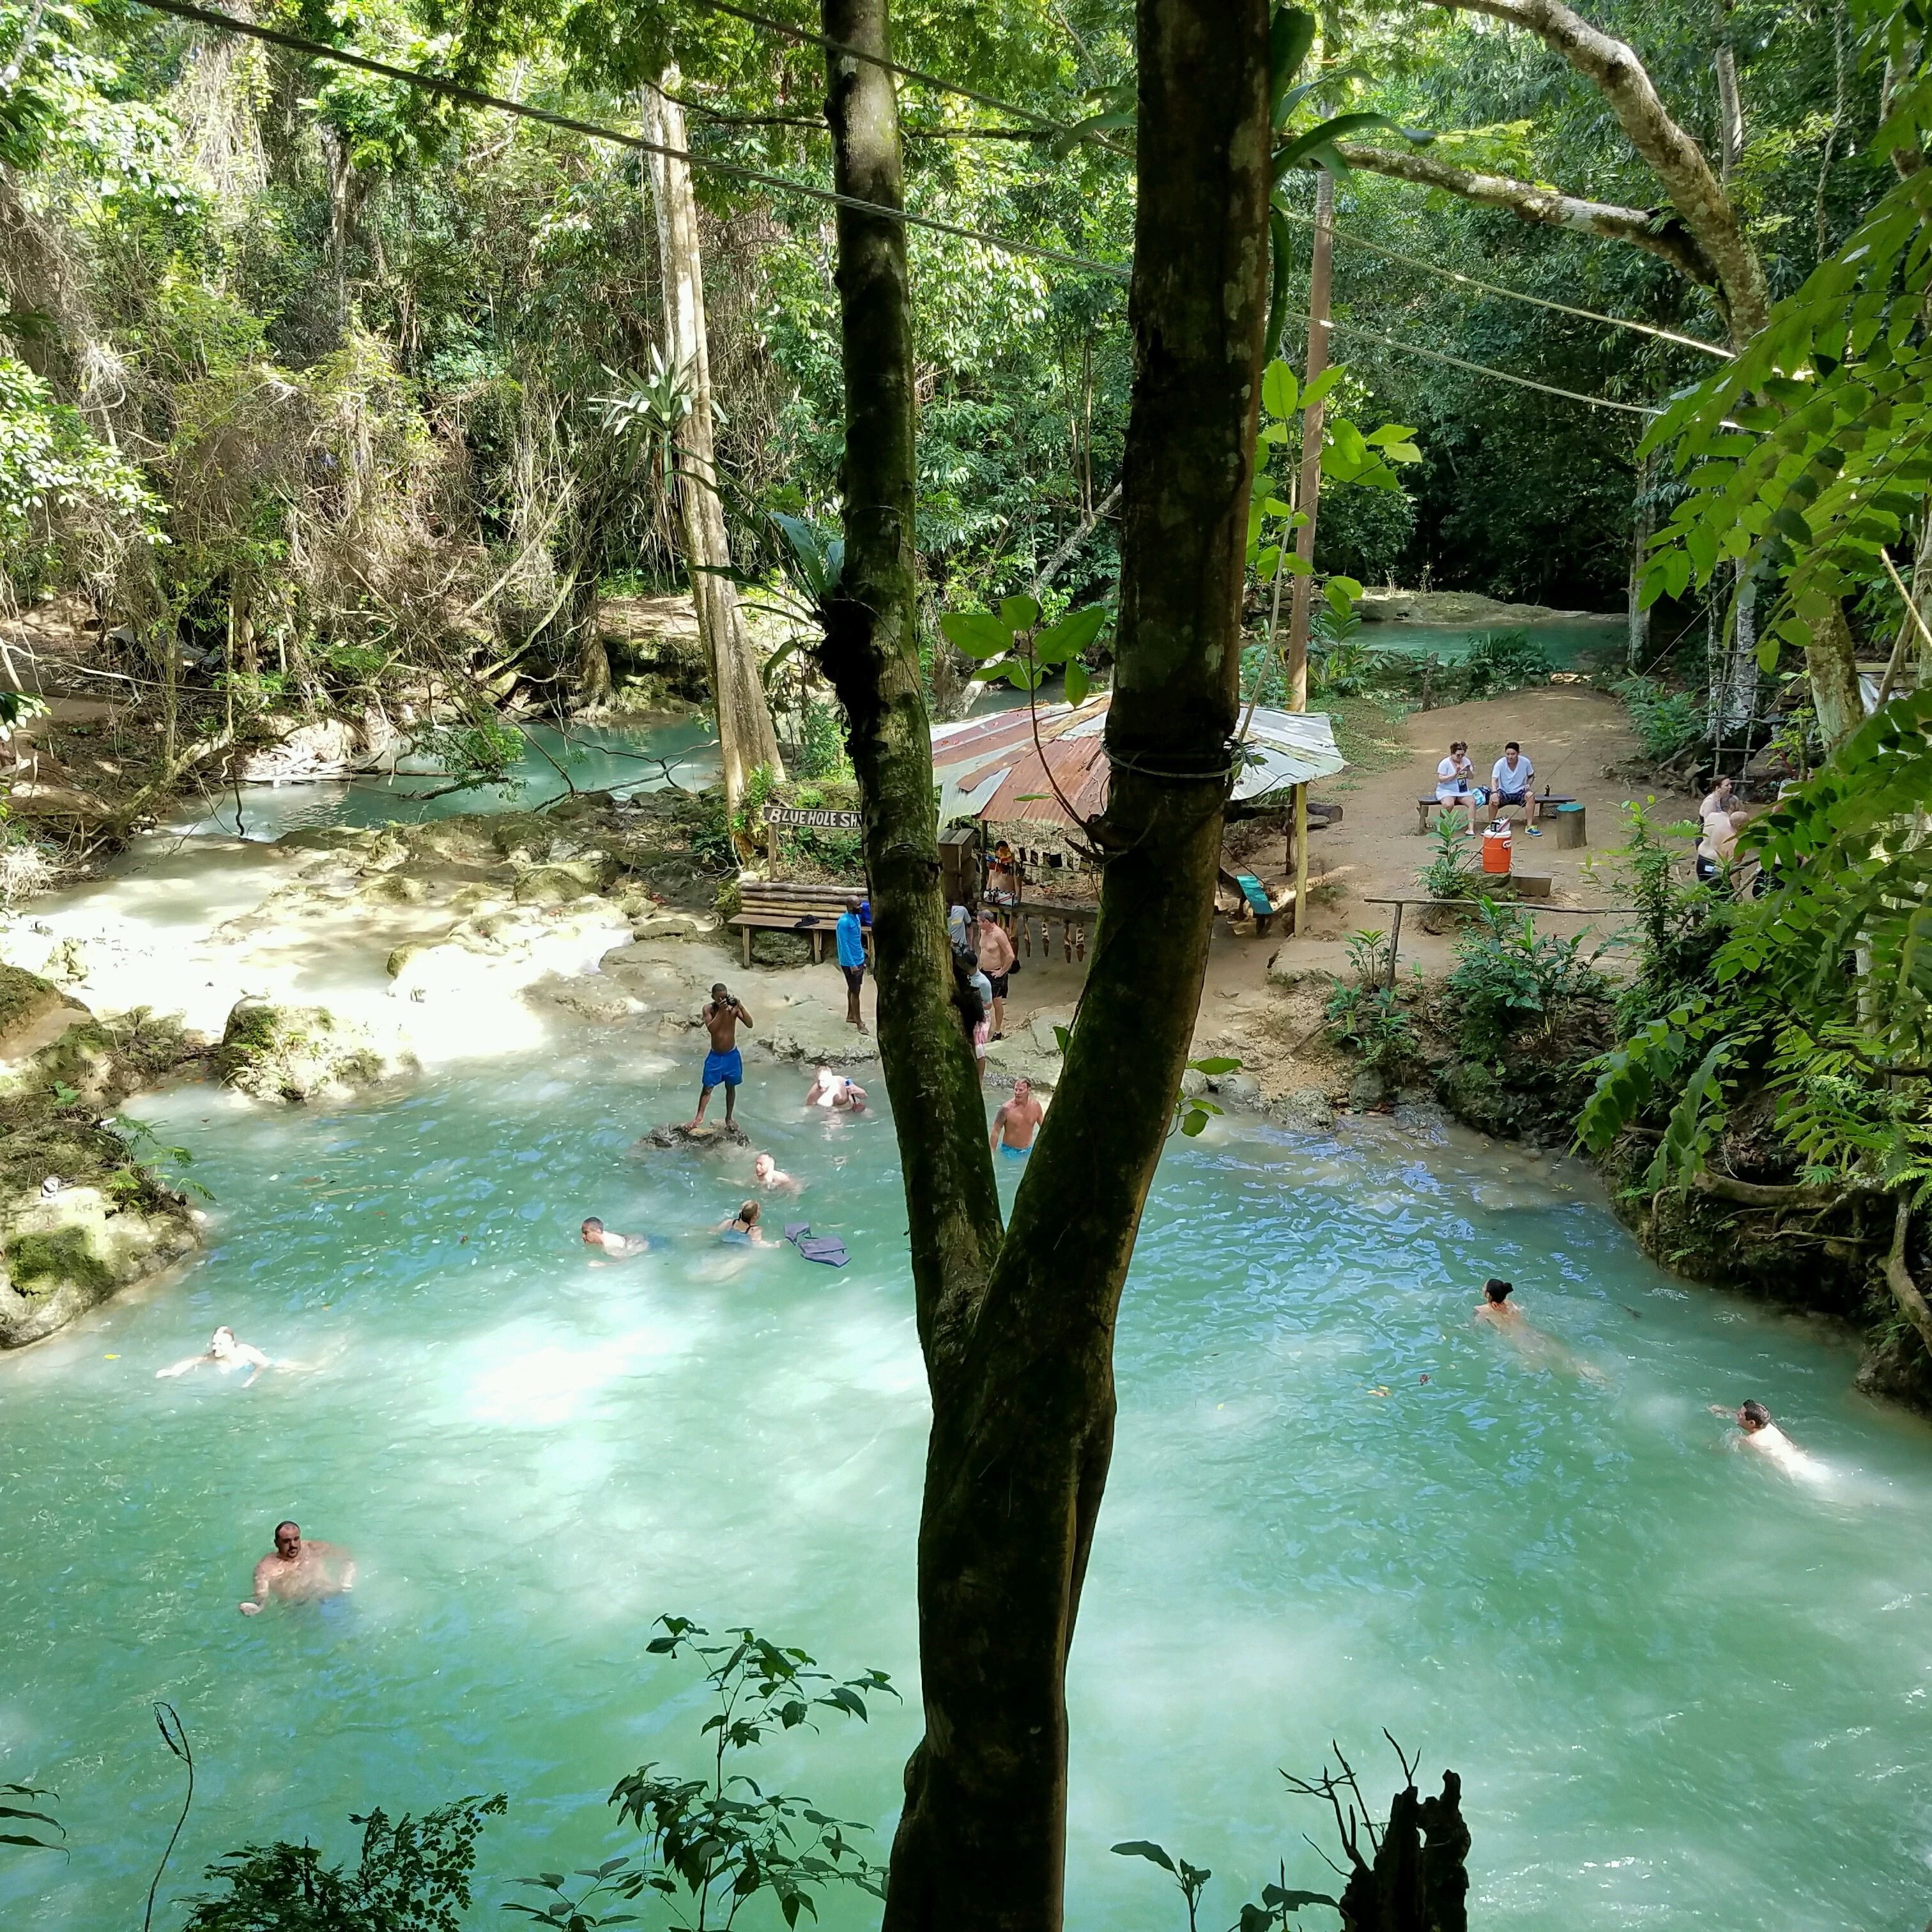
[836,895,868,1032]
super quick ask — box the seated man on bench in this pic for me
[1491,740,1540,834]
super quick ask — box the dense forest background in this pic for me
[0,0,1894,731]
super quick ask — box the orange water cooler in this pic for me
[1482,822,1512,877]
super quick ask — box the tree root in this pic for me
[1690,1168,1846,1209]
[1884,1199,1932,1363]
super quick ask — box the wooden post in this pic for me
[1283,169,1334,716]
[767,816,779,869]
[1386,900,1404,990]
[1292,781,1309,937]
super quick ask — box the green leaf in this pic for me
[939,611,1013,659]
[1112,1841,1177,1873]
[1269,7,1317,121]
[1261,359,1299,418]
[999,595,1041,632]
[1180,1111,1210,1136]
[1301,365,1344,410]
[1191,1056,1242,1074]
[1064,661,1091,705]
[1034,604,1108,662]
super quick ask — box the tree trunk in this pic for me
[1712,0,1742,185]
[1806,600,1865,751]
[818,0,1273,1924]
[1284,167,1334,719]
[319,125,368,334]
[641,75,784,806]
[1627,446,1654,671]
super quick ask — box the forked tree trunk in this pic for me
[815,0,1273,1926]
[641,75,784,805]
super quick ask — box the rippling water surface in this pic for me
[3,1043,1930,1929]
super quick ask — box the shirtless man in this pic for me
[581,1217,648,1259]
[238,1521,355,1615]
[686,985,752,1131]
[975,908,1016,1039]
[752,1152,799,1191]
[157,1326,274,1388]
[805,1066,867,1112]
[1716,1399,1823,1477]
[990,1077,1044,1159]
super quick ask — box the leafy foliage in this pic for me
[0,1781,63,1853]
[1324,928,1420,1078]
[179,1795,505,1931]
[1611,677,1704,765]
[507,1616,894,1932]
[1459,628,1548,698]
[1443,900,1609,1059]
[1416,819,1478,902]
[1110,1834,1336,1931]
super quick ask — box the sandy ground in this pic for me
[0,683,1662,1126]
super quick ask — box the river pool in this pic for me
[176,717,721,842]
[3,1041,1931,1929]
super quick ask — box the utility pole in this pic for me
[1284,168,1334,935]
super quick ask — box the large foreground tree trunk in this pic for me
[814,0,1271,1926]
[1807,600,1866,750]
[641,76,783,804]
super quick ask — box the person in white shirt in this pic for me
[1491,740,1540,831]
[1434,741,1478,834]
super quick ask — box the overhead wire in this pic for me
[1274,203,1733,360]
[127,0,1689,422]
[126,0,1129,283]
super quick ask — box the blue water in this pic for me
[3,1046,1931,1929]
[176,718,719,842]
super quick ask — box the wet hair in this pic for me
[1740,1399,1771,1427]
[737,1200,760,1226]
[274,1521,300,1542]
[1505,740,1521,754]
[1483,1278,1513,1304]
[581,1218,603,1234]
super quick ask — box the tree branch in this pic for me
[1416,0,1768,340]
[1337,143,1720,290]
[1690,1169,1846,1209]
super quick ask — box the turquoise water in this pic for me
[1359,618,1624,670]
[4,1044,1932,1929]
[177,718,720,841]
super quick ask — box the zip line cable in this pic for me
[680,0,1133,157]
[1274,203,1734,360]
[125,0,1129,282]
[1318,316,1666,417]
[126,0,1687,422]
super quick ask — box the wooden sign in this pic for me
[763,806,861,830]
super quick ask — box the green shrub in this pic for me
[1612,675,1704,763]
[1445,900,1609,1058]
[1462,629,1551,696]
[1322,929,1421,1078]
[1418,820,1479,902]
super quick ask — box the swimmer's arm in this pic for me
[240,1560,273,1614]
[157,1355,205,1378]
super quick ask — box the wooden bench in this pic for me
[1415,792,1575,834]
[730,880,873,969]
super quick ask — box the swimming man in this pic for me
[990,1077,1044,1158]
[806,1066,867,1111]
[686,984,752,1131]
[157,1326,274,1388]
[581,1217,648,1259]
[753,1152,799,1191]
[1716,1399,1823,1477]
[238,1521,355,1615]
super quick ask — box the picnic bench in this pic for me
[1415,790,1575,834]
[730,880,873,969]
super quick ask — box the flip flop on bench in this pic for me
[784,1222,850,1267]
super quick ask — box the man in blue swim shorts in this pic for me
[685,982,753,1131]
[990,1076,1043,1159]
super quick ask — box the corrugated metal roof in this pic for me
[930,697,1344,829]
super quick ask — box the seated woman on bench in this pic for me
[1434,742,1478,835]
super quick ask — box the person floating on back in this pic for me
[805,1066,866,1112]
[581,1217,648,1259]
[1491,741,1539,832]
[157,1326,275,1388]
[238,1520,355,1615]
[835,896,868,1034]
[1473,1278,1604,1380]
[991,1077,1044,1159]
[718,1199,772,1246]
[686,984,751,1132]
